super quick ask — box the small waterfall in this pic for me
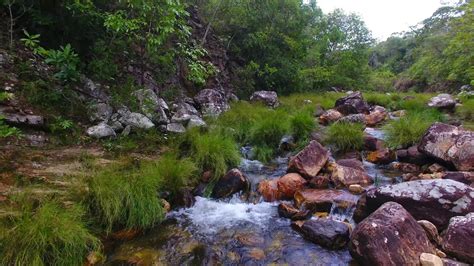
[328,202,356,227]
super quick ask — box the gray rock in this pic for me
[250,91,279,108]
[81,78,110,102]
[187,115,206,128]
[119,112,155,129]
[132,89,169,124]
[108,113,124,132]
[89,102,113,123]
[166,123,186,133]
[87,123,116,138]
[0,106,44,128]
[171,102,199,123]
[194,89,229,117]
[121,125,131,136]
[428,94,456,110]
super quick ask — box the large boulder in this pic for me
[328,160,373,188]
[428,94,456,110]
[363,179,474,228]
[276,173,307,199]
[319,109,343,125]
[212,169,250,198]
[294,189,358,212]
[292,219,350,250]
[441,213,474,264]
[250,91,279,108]
[287,140,329,179]
[334,91,370,115]
[86,123,116,138]
[194,89,229,117]
[170,102,199,124]
[419,123,474,171]
[132,89,169,125]
[258,179,281,202]
[350,202,435,265]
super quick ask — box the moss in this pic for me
[1,200,100,266]
[325,121,364,151]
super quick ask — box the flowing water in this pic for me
[108,128,402,265]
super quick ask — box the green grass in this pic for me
[383,110,442,149]
[325,121,365,151]
[457,98,474,121]
[280,92,344,110]
[290,111,316,143]
[153,153,197,196]
[1,200,100,266]
[88,160,166,232]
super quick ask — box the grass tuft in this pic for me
[153,153,197,196]
[457,98,474,122]
[290,111,316,143]
[325,121,364,151]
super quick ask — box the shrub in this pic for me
[1,201,100,266]
[0,116,20,138]
[153,153,197,196]
[383,110,442,149]
[88,161,165,232]
[325,121,364,151]
[457,98,474,121]
[290,111,316,143]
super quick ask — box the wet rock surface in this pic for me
[292,219,350,250]
[441,213,474,263]
[294,189,358,212]
[212,169,250,198]
[287,140,329,179]
[350,202,435,265]
[364,179,474,228]
[328,161,373,188]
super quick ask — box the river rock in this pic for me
[420,253,443,266]
[327,161,372,188]
[366,148,396,164]
[294,189,358,212]
[278,203,311,220]
[397,145,431,165]
[440,171,474,185]
[364,179,474,228]
[258,179,281,202]
[418,220,441,245]
[277,173,307,199]
[365,105,388,126]
[292,219,350,250]
[86,123,116,138]
[319,109,343,125]
[212,169,250,198]
[349,202,435,265]
[441,213,474,263]
[132,89,169,124]
[89,102,113,123]
[194,89,229,116]
[334,91,370,115]
[363,134,384,151]
[308,175,330,189]
[287,140,329,179]
[419,123,474,171]
[250,91,279,108]
[428,94,456,110]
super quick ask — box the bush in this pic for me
[290,111,316,143]
[153,153,197,196]
[1,201,100,266]
[325,122,364,151]
[88,161,165,232]
[383,110,442,149]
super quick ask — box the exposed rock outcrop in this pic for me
[334,91,370,115]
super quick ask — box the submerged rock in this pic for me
[334,91,370,115]
[419,123,474,171]
[441,213,474,263]
[250,91,279,108]
[292,219,350,250]
[212,169,250,198]
[287,140,329,179]
[350,202,435,265]
[364,179,474,228]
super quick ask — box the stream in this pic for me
[107,128,401,265]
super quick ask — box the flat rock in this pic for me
[328,161,373,188]
[292,219,350,250]
[287,140,329,179]
[350,202,435,265]
[294,189,358,212]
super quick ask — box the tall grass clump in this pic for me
[325,121,364,151]
[88,161,165,232]
[383,110,442,149]
[152,153,197,196]
[1,200,100,266]
[457,98,474,121]
[290,111,316,143]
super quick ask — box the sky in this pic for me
[317,0,456,41]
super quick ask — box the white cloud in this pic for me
[316,0,454,41]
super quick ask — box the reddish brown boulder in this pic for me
[308,175,330,189]
[365,106,388,126]
[277,173,307,199]
[419,123,474,171]
[349,202,435,265]
[288,140,329,179]
[440,172,474,185]
[366,148,396,164]
[292,219,350,250]
[397,145,431,165]
[319,109,343,125]
[336,159,365,171]
[364,179,474,228]
[212,169,250,198]
[328,161,373,188]
[441,213,474,264]
[335,91,370,115]
[294,189,358,212]
[364,134,385,151]
[258,179,281,202]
